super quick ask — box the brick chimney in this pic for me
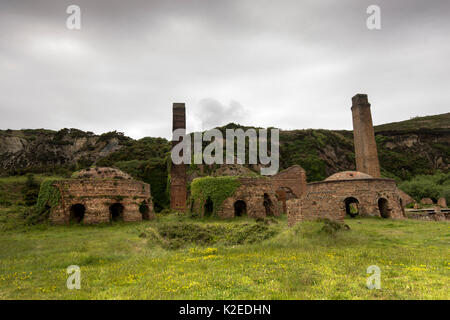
[351,94,381,178]
[170,103,187,211]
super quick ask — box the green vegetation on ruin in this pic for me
[35,179,61,212]
[190,176,241,215]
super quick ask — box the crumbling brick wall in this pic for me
[50,179,154,224]
[192,177,281,219]
[270,165,307,213]
[217,178,282,218]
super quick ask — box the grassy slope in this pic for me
[0,213,448,300]
[374,113,450,132]
[0,175,61,208]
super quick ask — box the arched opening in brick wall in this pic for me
[344,197,359,218]
[109,203,124,222]
[378,198,390,218]
[263,193,274,216]
[139,202,150,220]
[204,197,213,217]
[69,203,85,224]
[234,200,247,217]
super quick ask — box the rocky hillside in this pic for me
[0,128,131,173]
[1,114,449,181]
[1,113,448,211]
[279,126,449,182]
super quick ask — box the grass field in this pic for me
[0,209,448,300]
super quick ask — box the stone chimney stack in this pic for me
[351,94,381,178]
[170,103,187,211]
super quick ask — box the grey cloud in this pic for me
[0,0,449,139]
[195,99,249,130]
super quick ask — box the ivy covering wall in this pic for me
[36,178,62,213]
[190,176,241,215]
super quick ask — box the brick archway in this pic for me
[378,198,390,218]
[234,200,247,217]
[204,197,213,217]
[263,193,274,216]
[69,203,85,224]
[344,197,359,218]
[109,203,124,222]
[139,202,151,220]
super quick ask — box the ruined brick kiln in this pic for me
[48,167,154,224]
[287,171,406,226]
[287,94,407,226]
[189,176,281,219]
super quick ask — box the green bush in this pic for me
[144,221,278,249]
[113,158,170,212]
[399,171,450,203]
[21,174,40,206]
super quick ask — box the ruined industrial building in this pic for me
[287,94,407,225]
[172,94,409,223]
[40,93,433,225]
[49,167,154,224]
[188,166,306,219]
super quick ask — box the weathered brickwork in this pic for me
[170,103,187,211]
[270,165,307,213]
[218,178,282,219]
[50,172,154,225]
[351,94,381,178]
[192,177,282,219]
[287,176,406,226]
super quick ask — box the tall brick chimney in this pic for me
[351,94,381,178]
[170,103,187,211]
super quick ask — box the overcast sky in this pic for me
[0,0,449,139]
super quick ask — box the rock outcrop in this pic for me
[0,129,130,172]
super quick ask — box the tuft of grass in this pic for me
[142,219,279,249]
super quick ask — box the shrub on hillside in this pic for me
[399,171,450,203]
[21,174,40,206]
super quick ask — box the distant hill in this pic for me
[374,112,450,132]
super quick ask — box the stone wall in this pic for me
[50,179,154,224]
[288,178,405,226]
